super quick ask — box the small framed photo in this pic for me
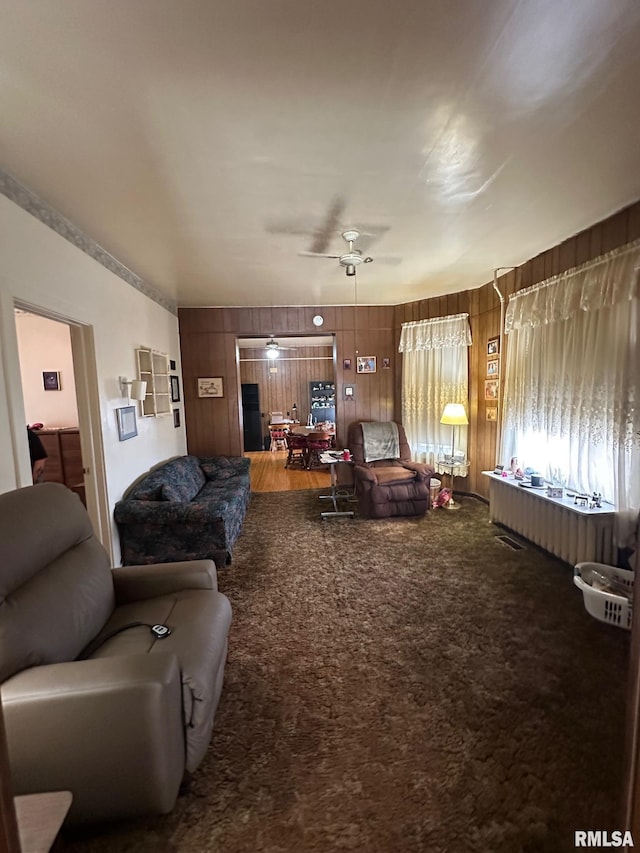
[116,405,138,441]
[170,375,181,402]
[487,337,500,356]
[356,356,376,374]
[486,358,499,378]
[43,371,61,391]
[343,358,352,370]
[485,379,499,400]
[486,407,498,421]
[173,408,181,428]
[169,359,177,371]
[382,357,391,369]
[344,384,356,400]
[197,377,224,398]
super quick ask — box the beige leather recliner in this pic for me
[0,483,232,825]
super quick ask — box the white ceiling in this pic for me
[2,1,640,309]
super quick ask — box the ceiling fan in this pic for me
[299,229,400,275]
[264,336,297,359]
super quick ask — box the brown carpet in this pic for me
[67,492,630,853]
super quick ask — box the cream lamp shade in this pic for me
[440,403,469,425]
[130,380,147,402]
[120,377,147,401]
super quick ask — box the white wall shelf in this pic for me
[136,347,170,417]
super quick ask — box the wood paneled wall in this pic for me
[179,199,640,483]
[178,306,395,456]
[394,198,640,499]
[239,346,333,429]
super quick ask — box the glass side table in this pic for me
[435,459,470,509]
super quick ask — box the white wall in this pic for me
[16,312,79,427]
[0,194,186,561]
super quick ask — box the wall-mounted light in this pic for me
[119,377,147,401]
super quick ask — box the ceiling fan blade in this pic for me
[374,256,403,265]
[298,252,341,259]
[308,195,346,254]
[265,221,317,236]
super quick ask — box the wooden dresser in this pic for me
[35,428,85,504]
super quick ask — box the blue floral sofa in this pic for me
[114,455,251,568]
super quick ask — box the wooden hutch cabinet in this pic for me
[35,427,85,504]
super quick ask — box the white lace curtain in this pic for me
[501,241,640,510]
[399,313,472,464]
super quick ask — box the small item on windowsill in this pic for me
[493,464,504,475]
[546,486,563,498]
[574,494,589,507]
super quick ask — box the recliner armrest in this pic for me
[400,461,435,480]
[2,654,185,824]
[112,559,218,602]
[353,466,378,483]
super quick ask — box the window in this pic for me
[399,314,472,464]
[501,243,640,509]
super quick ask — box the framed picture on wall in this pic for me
[343,358,352,370]
[116,406,138,441]
[487,337,500,356]
[170,375,181,402]
[485,379,499,400]
[486,407,498,421]
[382,357,391,369]
[486,358,499,378]
[43,371,61,391]
[173,408,181,428]
[356,356,376,374]
[197,377,224,398]
[344,384,356,400]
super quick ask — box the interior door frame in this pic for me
[12,301,112,559]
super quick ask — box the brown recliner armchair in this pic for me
[0,483,232,825]
[346,421,435,518]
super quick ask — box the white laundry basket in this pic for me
[574,562,634,630]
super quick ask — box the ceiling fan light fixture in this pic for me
[339,252,364,267]
[345,263,356,277]
[265,337,280,358]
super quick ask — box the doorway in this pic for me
[13,304,111,555]
[237,334,336,453]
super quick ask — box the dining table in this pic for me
[290,424,335,437]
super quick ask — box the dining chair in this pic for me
[269,425,288,451]
[305,431,332,469]
[285,431,308,468]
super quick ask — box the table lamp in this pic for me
[440,403,469,509]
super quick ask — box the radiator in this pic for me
[485,473,616,566]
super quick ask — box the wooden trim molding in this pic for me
[0,701,20,853]
[0,170,177,317]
